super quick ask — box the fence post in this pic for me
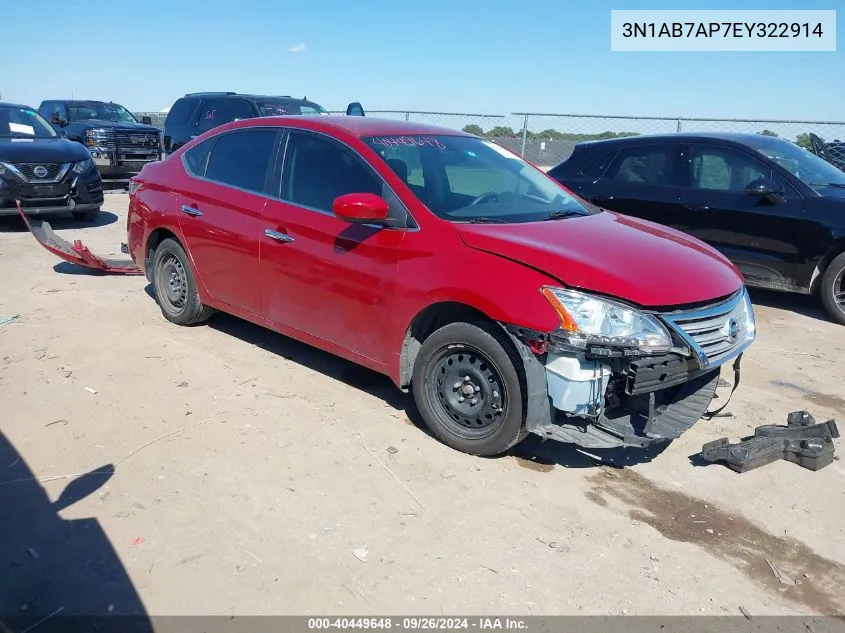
[677,118,682,132]
[520,114,529,157]
[404,112,410,121]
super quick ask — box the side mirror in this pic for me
[346,102,365,117]
[745,177,785,203]
[141,115,152,125]
[333,192,389,223]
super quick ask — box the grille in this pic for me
[11,163,67,182]
[662,289,755,368]
[114,130,160,148]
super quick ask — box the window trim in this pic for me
[274,127,419,231]
[180,126,283,197]
[601,142,681,187]
[680,140,803,198]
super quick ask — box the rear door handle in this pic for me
[685,203,710,212]
[180,205,203,217]
[264,228,295,243]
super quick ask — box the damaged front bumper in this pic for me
[510,288,756,449]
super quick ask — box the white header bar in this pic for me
[611,10,836,52]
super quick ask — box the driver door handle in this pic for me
[264,228,295,243]
[180,205,203,217]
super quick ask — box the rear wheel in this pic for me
[820,252,845,325]
[411,321,527,456]
[151,238,212,326]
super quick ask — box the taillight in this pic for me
[127,179,141,195]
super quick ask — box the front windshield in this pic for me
[257,99,327,116]
[362,135,592,223]
[68,101,138,123]
[745,136,845,190]
[0,106,57,139]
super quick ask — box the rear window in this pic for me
[165,99,196,126]
[581,150,617,178]
[255,99,327,116]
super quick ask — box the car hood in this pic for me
[0,137,92,163]
[456,211,744,308]
[70,119,159,132]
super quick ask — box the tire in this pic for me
[411,321,528,456]
[151,237,213,326]
[819,252,845,325]
[72,207,100,222]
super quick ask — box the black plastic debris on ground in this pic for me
[698,410,839,473]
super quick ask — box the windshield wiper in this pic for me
[808,182,845,189]
[540,210,586,221]
[464,217,508,224]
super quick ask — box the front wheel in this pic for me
[820,252,845,325]
[411,321,527,456]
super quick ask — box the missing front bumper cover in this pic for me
[698,410,840,472]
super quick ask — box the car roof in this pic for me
[231,114,474,138]
[183,92,313,101]
[0,101,36,110]
[576,131,793,149]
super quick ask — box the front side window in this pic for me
[362,135,591,223]
[743,135,845,192]
[196,99,255,132]
[0,106,57,139]
[67,101,137,123]
[687,145,770,192]
[204,130,277,194]
[282,132,381,212]
[606,145,677,186]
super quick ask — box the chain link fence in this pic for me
[133,109,845,172]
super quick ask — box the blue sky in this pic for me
[3,0,841,120]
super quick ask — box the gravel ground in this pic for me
[1,194,844,620]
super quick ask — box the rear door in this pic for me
[582,142,686,226]
[259,129,406,364]
[174,127,281,315]
[677,141,805,286]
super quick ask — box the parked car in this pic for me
[547,133,845,324]
[0,102,103,220]
[37,99,162,179]
[809,133,845,172]
[127,117,755,457]
[162,91,365,154]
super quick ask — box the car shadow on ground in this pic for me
[0,432,153,632]
[147,294,673,470]
[747,287,832,323]
[0,211,119,233]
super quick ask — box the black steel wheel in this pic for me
[820,252,845,325]
[412,321,527,456]
[151,238,212,326]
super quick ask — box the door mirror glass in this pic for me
[333,192,389,223]
[346,102,365,117]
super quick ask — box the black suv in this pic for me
[0,102,103,220]
[38,100,162,179]
[548,132,845,324]
[162,92,364,154]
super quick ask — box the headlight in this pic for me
[72,158,94,173]
[541,286,673,354]
[85,128,109,147]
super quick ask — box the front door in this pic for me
[175,128,280,314]
[260,130,406,364]
[677,142,806,287]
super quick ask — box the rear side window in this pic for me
[165,99,196,126]
[606,144,677,186]
[196,99,255,132]
[580,150,617,178]
[204,130,277,194]
[182,138,214,177]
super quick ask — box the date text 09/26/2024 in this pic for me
[308,618,527,630]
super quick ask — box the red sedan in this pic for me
[127,116,756,456]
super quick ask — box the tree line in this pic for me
[463,124,817,150]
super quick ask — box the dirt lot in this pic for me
[1,194,844,619]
